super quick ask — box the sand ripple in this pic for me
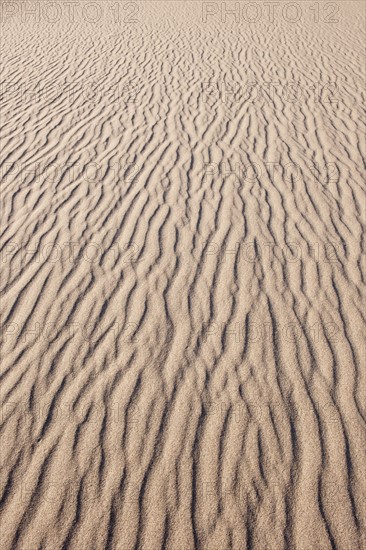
[0,1,365,549]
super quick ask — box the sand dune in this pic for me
[0,1,365,548]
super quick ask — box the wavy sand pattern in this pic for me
[0,1,365,549]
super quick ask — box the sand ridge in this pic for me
[0,1,365,549]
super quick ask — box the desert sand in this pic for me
[0,1,365,548]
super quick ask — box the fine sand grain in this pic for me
[0,1,365,549]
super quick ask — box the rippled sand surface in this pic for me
[1,1,365,548]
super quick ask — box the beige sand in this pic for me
[0,1,365,548]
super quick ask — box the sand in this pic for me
[0,1,365,549]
